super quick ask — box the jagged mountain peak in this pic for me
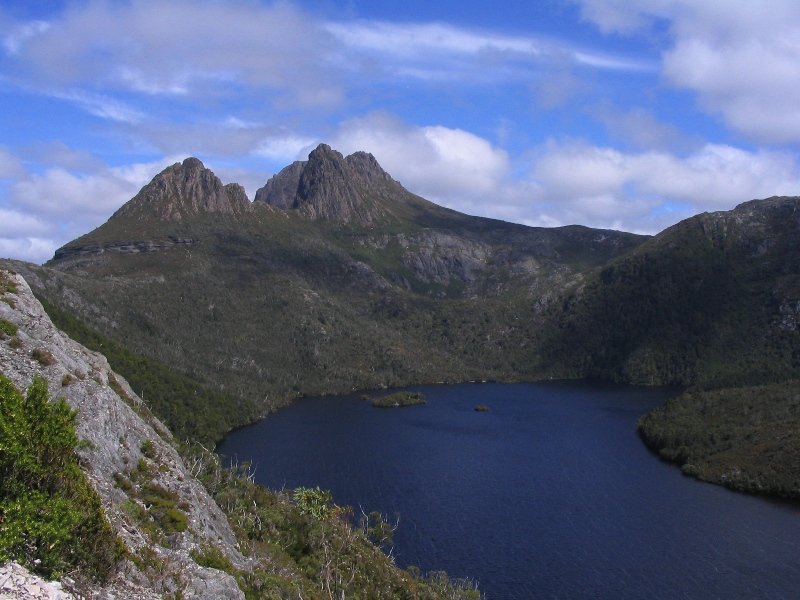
[112,157,251,222]
[254,143,407,225]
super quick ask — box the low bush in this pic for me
[30,348,56,366]
[0,318,17,337]
[0,375,124,581]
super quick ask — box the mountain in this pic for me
[3,144,799,502]
[4,146,643,442]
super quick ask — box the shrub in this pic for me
[0,318,17,337]
[141,439,157,459]
[31,348,56,366]
[293,486,334,519]
[0,375,124,580]
[190,543,235,573]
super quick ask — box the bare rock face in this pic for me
[398,231,490,285]
[0,562,78,600]
[113,157,251,222]
[254,143,407,224]
[0,270,246,600]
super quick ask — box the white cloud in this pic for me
[254,136,317,163]
[0,154,180,263]
[0,208,51,237]
[576,0,800,143]
[332,112,510,202]
[7,1,342,108]
[0,147,24,179]
[0,237,57,264]
[2,20,50,54]
[12,167,142,219]
[528,139,800,231]
[325,19,653,84]
[52,89,144,123]
[330,113,800,234]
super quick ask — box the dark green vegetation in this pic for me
[0,375,124,581]
[114,458,190,543]
[540,199,800,388]
[2,147,800,504]
[0,317,17,337]
[639,381,800,499]
[35,296,263,445]
[185,446,480,599]
[371,391,426,408]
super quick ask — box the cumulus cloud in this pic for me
[527,139,800,231]
[332,112,510,202]
[0,208,51,238]
[12,167,145,219]
[576,0,800,144]
[0,237,57,264]
[329,113,800,234]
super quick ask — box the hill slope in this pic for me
[0,269,482,599]
[539,196,800,387]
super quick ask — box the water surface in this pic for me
[218,382,800,599]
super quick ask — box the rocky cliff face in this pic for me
[0,270,247,599]
[254,144,410,224]
[113,157,250,222]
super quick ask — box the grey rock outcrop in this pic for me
[0,270,246,600]
[52,237,196,261]
[0,562,77,600]
[113,157,251,222]
[255,144,409,224]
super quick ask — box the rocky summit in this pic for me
[254,144,412,224]
[113,157,250,222]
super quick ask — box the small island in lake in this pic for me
[474,404,490,412]
[371,391,426,408]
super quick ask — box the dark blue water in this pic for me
[217,382,800,599]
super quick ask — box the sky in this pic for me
[2,1,800,263]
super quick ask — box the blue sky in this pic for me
[2,0,800,263]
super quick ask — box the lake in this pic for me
[217,382,800,599]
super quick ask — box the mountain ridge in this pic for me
[2,144,798,503]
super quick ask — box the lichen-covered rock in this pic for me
[0,270,245,600]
